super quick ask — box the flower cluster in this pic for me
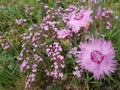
[17,1,118,89]
[0,36,11,50]
[17,27,43,88]
[45,42,65,78]
[15,19,27,25]
[73,66,83,78]
[96,7,118,30]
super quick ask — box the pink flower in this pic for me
[59,73,64,78]
[67,8,93,33]
[77,38,117,79]
[73,70,82,77]
[106,21,112,29]
[57,29,71,39]
[20,60,28,72]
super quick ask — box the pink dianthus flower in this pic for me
[77,38,117,79]
[67,8,93,33]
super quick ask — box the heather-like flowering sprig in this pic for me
[102,9,114,29]
[17,26,44,88]
[0,36,11,50]
[39,8,59,39]
[73,66,83,78]
[67,47,79,58]
[1,41,10,50]
[18,7,65,87]
[60,5,79,23]
[15,19,27,25]
[45,42,65,79]
[95,6,118,30]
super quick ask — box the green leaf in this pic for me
[0,54,16,62]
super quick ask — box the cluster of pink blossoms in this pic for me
[73,66,83,78]
[17,1,118,89]
[45,42,65,78]
[17,28,43,88]
[0,36,11,50]
[15,19,27,25]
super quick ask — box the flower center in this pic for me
[90,50,104,64]
[74,14,84,20]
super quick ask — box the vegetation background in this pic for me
[0,0,120,90]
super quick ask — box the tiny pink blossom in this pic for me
[20,60,28,72]
[30,73,35,78]
[73,71,82,77]
[31,78,35,81]
[114,16,119,19]
[61,64,65,68]
[26,65,30,69]
[106,21,112,29]
[54,65,58,69]
[57,55,64,60]
[59,73,64,78]
[74,66,79,70]
[32,69,37,72]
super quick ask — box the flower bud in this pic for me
[97,6,102,17]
